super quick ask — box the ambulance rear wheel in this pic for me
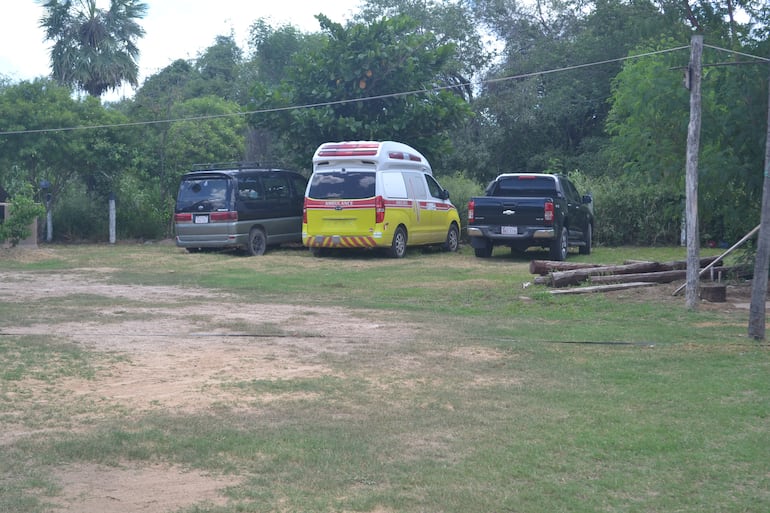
[388,227,407,258]
[443,224,459,252]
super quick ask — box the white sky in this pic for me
[0,0,361,100]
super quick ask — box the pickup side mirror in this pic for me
[582,194,592,204]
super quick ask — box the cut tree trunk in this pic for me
[549,282,657,295]
[529,260,604,275]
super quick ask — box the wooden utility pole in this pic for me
[685,35,704,310]
[748,63,770,340]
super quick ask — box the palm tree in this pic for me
[39,0,148,97]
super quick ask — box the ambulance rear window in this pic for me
[308,172,376,199]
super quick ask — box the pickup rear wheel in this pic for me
[387,226,407,258]
[579,223,592,255]
[474,240,493,258]
[549,226,568,261]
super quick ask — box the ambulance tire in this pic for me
[388,226,407,258]
[443,223,459,252]
[310,247,328,257]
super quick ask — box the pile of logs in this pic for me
[529,257,751,295]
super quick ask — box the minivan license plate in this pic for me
[501,226,517,235]
[194,215,209,224]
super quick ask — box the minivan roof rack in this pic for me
[190,161,285,171]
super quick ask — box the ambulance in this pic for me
[303,141,461,258]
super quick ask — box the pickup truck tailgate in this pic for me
[472,197,548,226]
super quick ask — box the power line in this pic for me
[0,44,763,137]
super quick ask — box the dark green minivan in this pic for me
[174,164,307,255]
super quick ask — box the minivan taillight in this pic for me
[468,200,475,224]
[210,211,238,222]
[174,213,192,222]
[303,198,308,224]
[375,195,385,224]
[544,201,554,224]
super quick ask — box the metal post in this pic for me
[109,192,116,244]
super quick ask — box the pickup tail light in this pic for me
[375,195,386,224]
[544,201,554,224]
[468,200,475,223]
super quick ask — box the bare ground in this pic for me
[0,265,419,513]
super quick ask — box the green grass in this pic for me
[0,242,767,512]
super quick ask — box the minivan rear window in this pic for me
[308,171,376,200]
[177,177,231,211]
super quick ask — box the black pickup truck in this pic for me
[467,173,594,260]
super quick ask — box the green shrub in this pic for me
[0,192,45,246]
[568,173,682,246]
[51,186,106,242]
[115,174,171,240]
[437,172,484,238]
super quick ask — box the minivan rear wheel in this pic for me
[387,226,407,258]
[248,228,267,256]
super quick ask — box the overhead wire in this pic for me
[0,43,765,137]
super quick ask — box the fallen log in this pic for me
[584,265,748,286]
[623,256,720,271]
[529,260,604,275]
[549,282,657,295]
[590,270,685,284]
[536,261,666,287]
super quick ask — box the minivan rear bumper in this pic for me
[175,231,248,248]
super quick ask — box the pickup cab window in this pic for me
[493,176,557,197]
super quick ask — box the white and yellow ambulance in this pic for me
[303,141,461,258]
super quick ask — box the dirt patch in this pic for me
[0,270,416,512]
[48,463,237,513]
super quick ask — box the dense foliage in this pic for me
[0,0,768,245]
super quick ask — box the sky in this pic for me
[0,0,362,100]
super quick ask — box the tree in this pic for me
[605,34,768,243]
[247,14,472,169]
[357,0,493,101]
[190,35,244,102]
[469,0,682,182]
[38,0,148,97]
[0,79,130,210]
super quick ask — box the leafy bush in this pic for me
[437,172,484,238]
[0,191,45,246]
[51,186,106,242]
[569,172,682,246]
[115,174,171,240]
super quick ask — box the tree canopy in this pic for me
[38,0,148,97]
[247,14,472,168]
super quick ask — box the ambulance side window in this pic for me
[404,172,427,200]
[382,172,408,198]
[425,175,444,199]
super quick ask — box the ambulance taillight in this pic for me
[375,195,386,223]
